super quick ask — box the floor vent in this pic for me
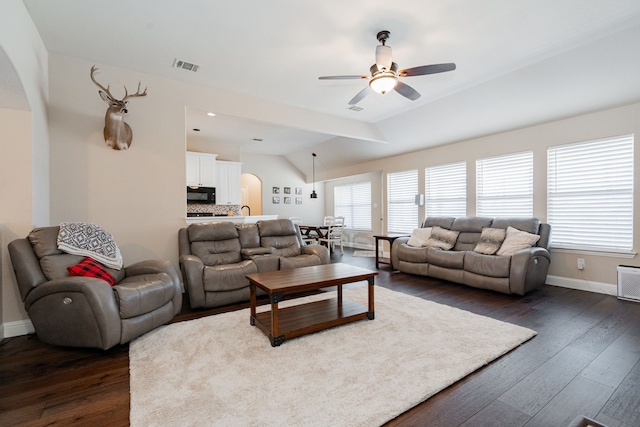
[617,265,640,302]
[346,105,365,112]
[173,59,200,72]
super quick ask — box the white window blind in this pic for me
[548,135,634,252]
[426,161,466,217]
[387,170,419,234]
[334,182,372,230]
[477,151,533,217]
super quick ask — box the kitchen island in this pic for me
[185,215,278,225]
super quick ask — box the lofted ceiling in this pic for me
[22,0,640,178]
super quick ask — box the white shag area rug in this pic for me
[130,286,536,426]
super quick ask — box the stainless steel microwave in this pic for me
[187,186,216,204]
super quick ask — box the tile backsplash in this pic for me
[187,204,242,215]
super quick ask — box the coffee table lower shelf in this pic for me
[251,298,371,347]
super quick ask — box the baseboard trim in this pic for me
[1,319,35,339]
[546,275,616,296]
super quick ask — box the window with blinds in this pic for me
[425,161,466,217]
[476,151,533,217]
[387,170,419,234]
[334,182,372,231]
[548,134,634,252]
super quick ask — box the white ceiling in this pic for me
[21,0,640,176]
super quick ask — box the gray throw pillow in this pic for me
[423,226,460,250]
[473,227,507,255]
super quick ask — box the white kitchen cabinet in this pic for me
[186,152,218,187]
[216,161,242,204]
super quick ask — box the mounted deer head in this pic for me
[90,65,147,150]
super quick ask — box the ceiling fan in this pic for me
[319,30,456,105]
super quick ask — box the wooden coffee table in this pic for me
[247,263,378,347]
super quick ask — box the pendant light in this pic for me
[310,153,318,199]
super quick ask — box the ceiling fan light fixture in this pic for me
[369,73,398,94]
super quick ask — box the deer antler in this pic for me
[122,82,148,101]
[89,65,115,100]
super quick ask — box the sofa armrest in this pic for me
[509,247,551,295]
[302,244,330,265]
[391,237,410,269]
[125,259,183,315]
[179,255,206,309]
[241,247,275,259]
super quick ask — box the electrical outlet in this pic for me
[577,258,585,270]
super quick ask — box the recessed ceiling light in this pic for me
[192,128,200,132]
[206,112,216,117]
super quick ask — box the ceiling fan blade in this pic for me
[319,75,369,80]
[348,86,372,105]
[399,63,456,77]
[394,81,421,101]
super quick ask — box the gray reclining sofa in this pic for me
[391,216,551,295]
[178,218,330,308]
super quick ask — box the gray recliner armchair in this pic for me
[8,226,183,350]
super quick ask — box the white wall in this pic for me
[0,1,49,337]
[240,152,324,224]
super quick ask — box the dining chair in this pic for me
[323,216,334,225]
[317,220,344,254]
[290,217,316,245]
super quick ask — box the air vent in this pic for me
[346,105,365,112]
[173,58,200,72]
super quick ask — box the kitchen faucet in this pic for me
[241,205,251,216]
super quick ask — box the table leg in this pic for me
[269,297,284,347]
[249,282,256,325]
[337,283,343,310]
[367,276,375,320]
[375,236,381,269]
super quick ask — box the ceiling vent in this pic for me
[346,105,365,112]
[173,58,200,72]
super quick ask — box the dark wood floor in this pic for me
[1,248,639,426]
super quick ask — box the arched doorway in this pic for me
[241,173,262,216]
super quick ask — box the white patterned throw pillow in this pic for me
[423,226,460,250]
[474,227,507,255]
[407,227,433,247]
[496,226,540,256]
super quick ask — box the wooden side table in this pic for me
[374,234,410,269]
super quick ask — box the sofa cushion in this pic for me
[464,251,511,278]
[424,226,460,250]
[187,222,239,243]
[191,240,243,266]
[407,227,433,247]
[203,260,257,292]
[422,217,455,229]
[258,219,303,258]
[473,227,507,255]
[236,223,261,248]
[67,257,117,286]
[491,218,540,235]
[426,248,465,269]
[497,226,541,256]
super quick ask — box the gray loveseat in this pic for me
[178,218,330,309]
[391,217,551,295]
